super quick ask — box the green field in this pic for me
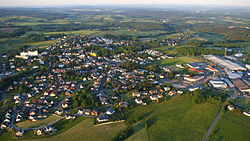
[43,30,100,35]
[16,115,60,129]
[126,127,150,141]
[28,119,126,141]
[157,56,200,66]
[210,112,250,141]
[125,95,220,141]
[234,97,250,109]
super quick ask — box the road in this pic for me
[0,91,7,102]
[204,106,223,141]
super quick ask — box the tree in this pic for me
[235,108,242,115]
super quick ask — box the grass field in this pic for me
[125,95,220,141]
[16,115,60,129]
[126,127,150,141]
[28,118,126,141]
[98,30,167,37]
[27,39,60,48]
[210,112,250,141]
[43,30,100,35]
[157,56,200,66]
[234,97,250,109]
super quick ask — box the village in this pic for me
[0,35,250,138]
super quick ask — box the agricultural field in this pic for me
[156,56,200,66]
[125,95,220,141]
[210,112,250,141]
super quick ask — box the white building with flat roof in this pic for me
[204,55,247,71]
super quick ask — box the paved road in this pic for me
[204,106,223,141]
[0,91,7,102]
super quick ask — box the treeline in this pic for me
[0,27,31,38]
[34,23,104,32]
[176,47,225,56]
[26,33,65,43]
[196,27,250,42]
[72,89,95,108]
[192,88,228,105]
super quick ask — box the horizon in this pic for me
[1,0,250,7]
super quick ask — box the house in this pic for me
[65,91,72,96]
[177,91,184,94]
[91,110,98,116]
[167,90,176,96]
[55,110,63,115]
[243,111,250,117]
[106,108,115,115]
[16,130,24,137]
[135,98,143,104]
[227,105,235,111]
[188,87,200,92]
[164,87,171,91]
[176,64,184,69]
[150,95,158,101]
[77,109,84,115]
[84,109,92,116]
[62,103,69,108]
[97,114,109,122]
[65,114,75,119]
[35,129,43,136]
[132,92,141,97]
[1,123,8,129]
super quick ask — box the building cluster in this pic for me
[1,35,250,138]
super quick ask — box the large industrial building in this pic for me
[204,55,247,71]
[230,79,250,93]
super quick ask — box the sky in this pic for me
[1,0,250,7]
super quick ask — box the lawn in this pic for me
[234,97,250,109]
[210,112,250,141]
[125,95,220,141]
[28,118,126,141]
[157,56,200,66]
[16,115,60,129]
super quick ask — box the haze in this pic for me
[1,0,250,7]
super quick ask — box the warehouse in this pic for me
[230,79,250,93]
[204,55,247,71]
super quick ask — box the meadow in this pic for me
[125,95,220,141]
[156,56,200,66]
[16,115,60,129]
[210,111,250,141]
[28,118,126,141]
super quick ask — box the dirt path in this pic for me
[204,106,223,141]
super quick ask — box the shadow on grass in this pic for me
[127,116,158,139]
